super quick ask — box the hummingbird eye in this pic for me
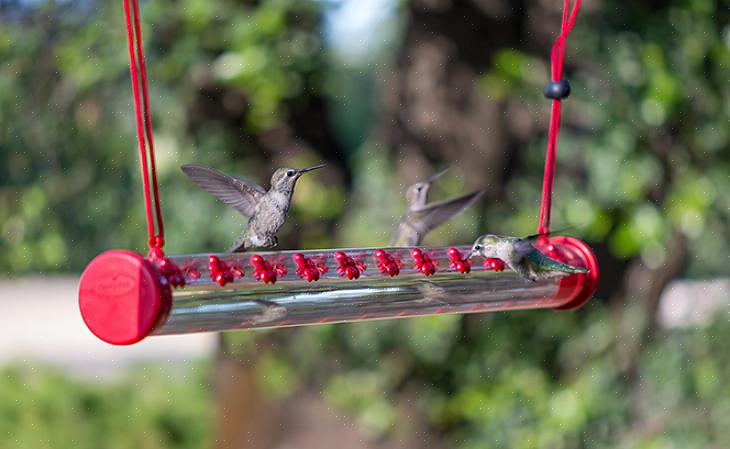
[286,170,295,177]
[474,245,481,250]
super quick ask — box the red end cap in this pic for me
[534,236,599,311]
[78,250,171,345]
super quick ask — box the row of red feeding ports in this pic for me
[153,248,508,288]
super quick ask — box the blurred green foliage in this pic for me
[3,307,730,448]
[0,364,211,449]
[259,303,730,448]
[480,0,730,276]
[0,0,333,272]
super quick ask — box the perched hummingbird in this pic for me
[181,163,324,252]
[390,168,484,247]
[469,233,589,281]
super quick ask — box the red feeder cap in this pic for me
[534,236,599,311]
[78,250,171,345]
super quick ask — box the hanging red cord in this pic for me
[123,0,165,257]
[537,0,581,237]
[122,0,577,249]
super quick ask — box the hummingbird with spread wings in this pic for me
[469,232,589,281]
[182,164,324,252]
[390,168,484,247]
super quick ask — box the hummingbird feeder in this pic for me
[78,0,598,345]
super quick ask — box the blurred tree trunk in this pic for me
[213,347,281,449]
[610,231,688,380]
[376,0,581,198]
[381,0,523,191]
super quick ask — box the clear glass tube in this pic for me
[154,246,566,335]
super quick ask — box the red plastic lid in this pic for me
[78,250,171,345]
[534,236,599,311]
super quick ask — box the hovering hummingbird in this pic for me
[469,233,589,281]
[390,168,484,247]
[181,163,324,252]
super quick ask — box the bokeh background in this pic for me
[1,0,730,447]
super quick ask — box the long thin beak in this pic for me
[428,167,449,184]
[297,164,325,174]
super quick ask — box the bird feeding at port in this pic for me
[470,233,590,282]
[77,0,598,345]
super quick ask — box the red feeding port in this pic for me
[153,257,185,288]
[207,255,243,286]
[334,251,366,280]
[185,266,201,281]
[411,248,436,276]
[446,248,471,274]
[251,254,287,284]
[484,258,506,272]
[293,253,327,282]
[373,249,400,277]
[209,255,235,286]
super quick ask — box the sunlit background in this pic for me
[1,0,730,447]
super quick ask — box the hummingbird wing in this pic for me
[410,190,484,234]
[181,165,265,218]
[523,226,575,242]
[523,248,589,276]
[513,238,538,257]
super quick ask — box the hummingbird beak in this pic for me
[297,164,326,174]
[428,167,449,184]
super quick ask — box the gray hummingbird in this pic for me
[390,168,484,246]
[181,163,324,252]
[469,233,589,281]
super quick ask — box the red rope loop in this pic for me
[537,0,581,237]
[123,0,165,257]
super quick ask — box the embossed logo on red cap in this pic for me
[94,272,136,298]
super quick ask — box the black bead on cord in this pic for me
[544,80,571,100]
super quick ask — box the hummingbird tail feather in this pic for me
[562,264,590,274]
[526,250,590,276]
[550,259,589,274]
[227,234,249,253]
